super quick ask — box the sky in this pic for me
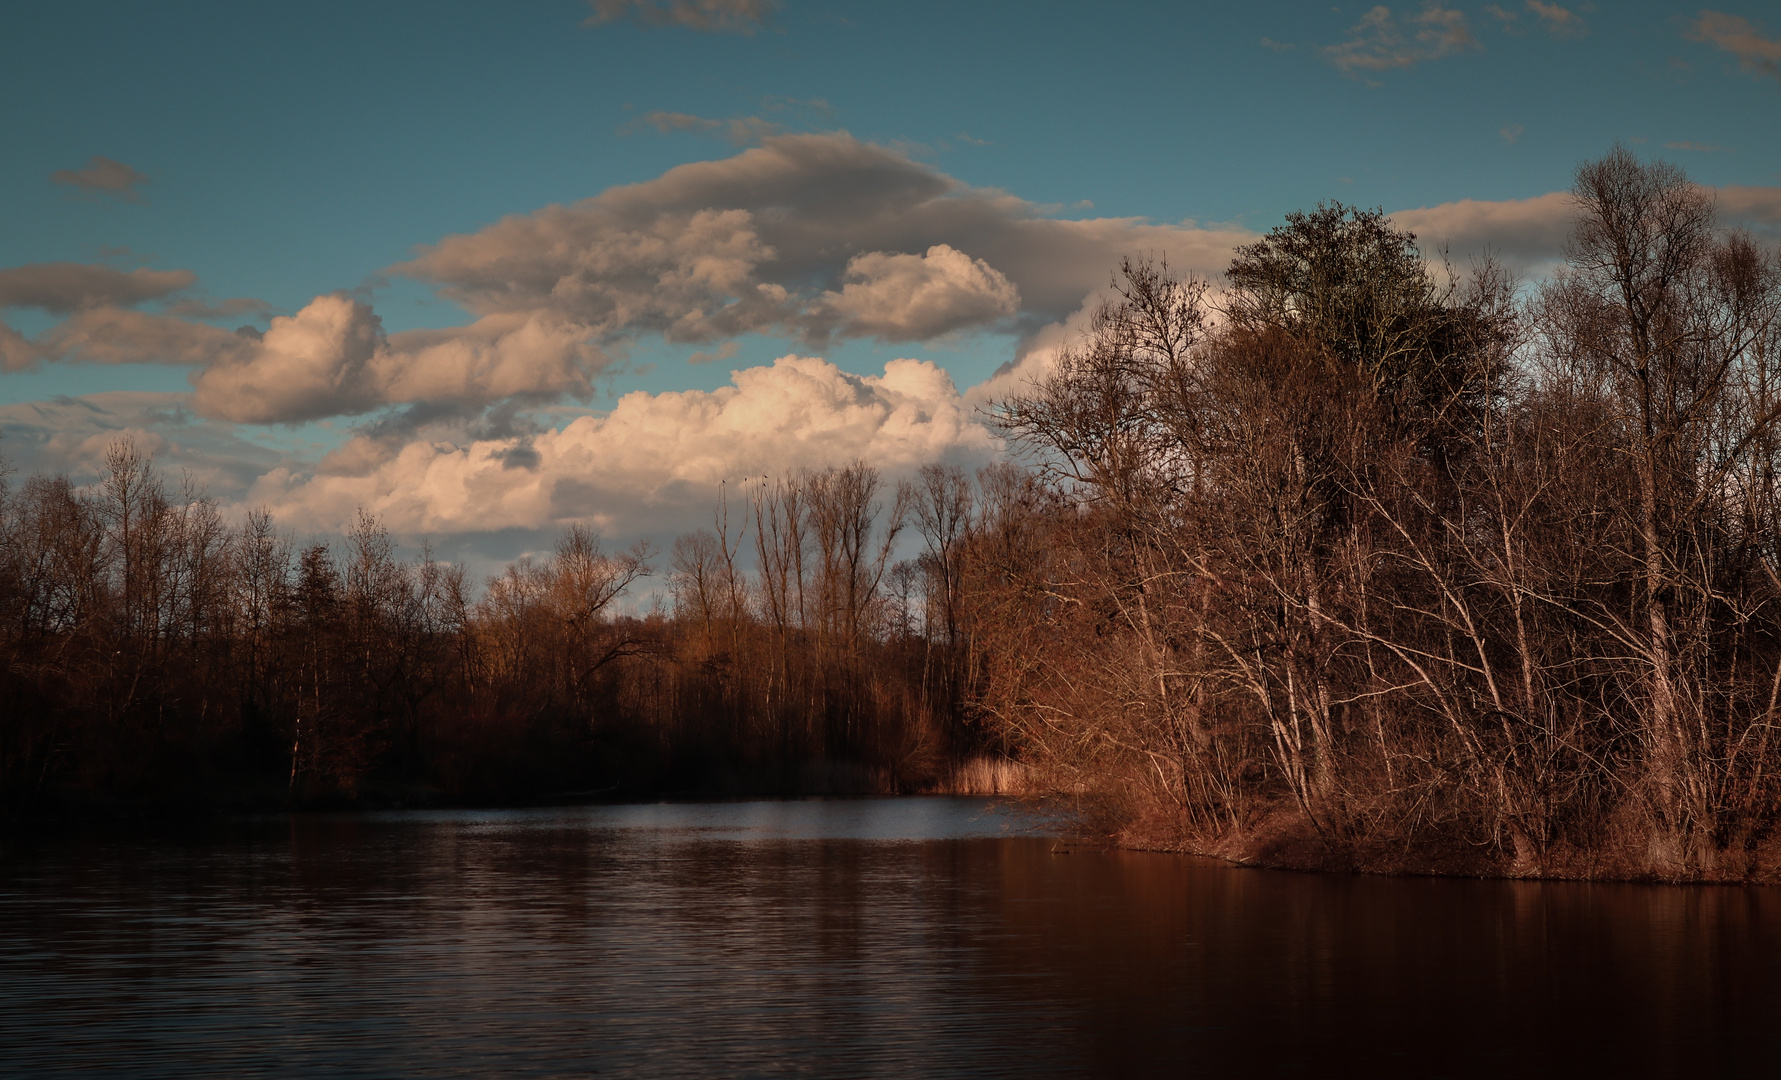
[2,0,1778,571]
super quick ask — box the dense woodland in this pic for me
[6,149,1781,881]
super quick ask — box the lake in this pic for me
[3,797,1780,1078]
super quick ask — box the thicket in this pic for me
[984,149,1781,881]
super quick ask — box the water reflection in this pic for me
[3,798,1780,1078]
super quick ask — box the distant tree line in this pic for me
[0,438,1016,816]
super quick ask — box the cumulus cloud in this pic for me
[819,245,1020,341]
[396,132,1252,355]
[50,156,149,201]
[251,354,995,537]
[15,291,605,425]
[189,296,607,424]
[191,296,389,423]
[1325,5,1480,77]
[1691,11,1781,81]
[0,262,194,313]
[381,312,607,406]
[584,0,776,34]
[13,136,1241,424]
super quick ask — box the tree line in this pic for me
[0,435,1021,815]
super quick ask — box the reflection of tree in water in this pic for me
[7,807,1781,1075]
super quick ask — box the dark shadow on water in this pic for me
[3,797,1780,1078]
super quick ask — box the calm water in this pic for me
[3,798,1781,1078]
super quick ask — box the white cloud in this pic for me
[820,245,1020,341]
[252,354,995,537]
[191,295,388,423]
[189,296,608,424]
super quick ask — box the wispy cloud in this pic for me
[1663,140,1730,152]
[0,262,193,313]
[624,97,832,145]
[687,341,738,365]
[1482,5,1522,34]
[1690,11,1781,82]
[1500,123,1525,144]
[1389,182,1781,277]
[584,0,777,34]
[1525,1,1585,39]
[1324,5,1480,79]
[624,110,782,145]
[163,296,278,322]
[1484,2,1583,38]
[50,156,149,202]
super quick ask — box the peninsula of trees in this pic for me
[4,149,1780,883]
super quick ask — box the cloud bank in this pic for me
[21,133,1775,550]
[10,133,1252,427]
[250,354,994,538]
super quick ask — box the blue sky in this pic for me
[2,0,1778,560]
